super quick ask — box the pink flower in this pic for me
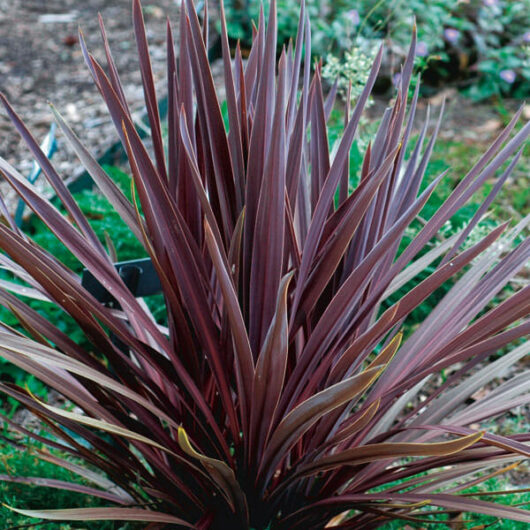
[499,69,516,84]
[523,31,530,43]
[345,9,360,26]
[444,28,460,44]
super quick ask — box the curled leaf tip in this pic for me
[177,427,195,455]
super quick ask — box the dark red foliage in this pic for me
[0,1,528,527]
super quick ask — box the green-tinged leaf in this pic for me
[50,105,145,243]
[4,505,193,525]
[260,365,385,483]
[178,428,249,522]
[250,272,293,461]
[0,475,129,504]
[204,221,254,440]
[307,492,530,524]
[295,432,484,478]
[27,390,176,455]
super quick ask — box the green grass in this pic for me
[0,439,143,529]
[377,476,529,529]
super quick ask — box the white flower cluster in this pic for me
[322,45,380,104]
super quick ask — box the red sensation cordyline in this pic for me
[0,0,528,528]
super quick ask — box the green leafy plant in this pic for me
[224,0,530,99]
[0,0,528,527]
[464,0,530,100]
[359,0,530,99]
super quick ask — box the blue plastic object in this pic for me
[14,122,57,226]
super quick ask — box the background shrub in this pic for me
[223,0,530,99]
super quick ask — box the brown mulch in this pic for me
[0,0,179,206]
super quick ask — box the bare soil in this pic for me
[0,0,179,205]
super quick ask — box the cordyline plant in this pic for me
[0,0,528,527]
